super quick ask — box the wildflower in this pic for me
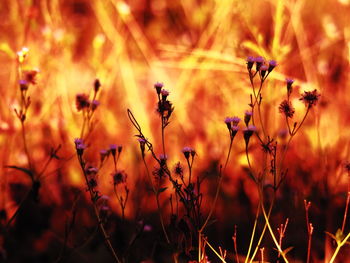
[174,162,184,178]
[246,56,255,71]
[19,80,29,91]
[110,144,122,157]
[279,100,295,118]
[85,166,99,189]
[74,138,86,155]
[244,111,252,126]
[112,170,127,185]
[300,89,320,108]
[268,60,277,73]
[161,89,170,100]
[260,65,268,79]
[154,82,163,95]
[182,147,192,159]
[76,93,90,111]
[255,56,265,71]
[94,78,101,93]
[91,100,100,111]
[153,166,166,179]
[286,78,294,95]
[157,99,174,120]
[243,125,257,146]
[232,116,241,126]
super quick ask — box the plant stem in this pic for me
[328,231,350,263]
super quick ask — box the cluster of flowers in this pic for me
[154,82,174,123]
[75,79,101,111]
[224,111,256,146]
[246,56,277,81]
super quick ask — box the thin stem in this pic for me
[260,192,289,263]
[245,203,261,263]
[21,121,32,170]
[142,156,170,244]
[341,177,350,233]
[77,155,121,263]
[233,225,240,263]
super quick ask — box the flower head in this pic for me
[300,89,320,108]
[74,138,86,155]
[243,125,257,145]
[244,111,252,126]
[286,78,294,95]
[19,80,29,91]
[76,93,90,111]
[112,170,127,185]
[154,82,164,94]
[255,56,265,71]
[246,56,255,71]
[268,60,277,72]
[174,162,184,178]
[279,100,295,118]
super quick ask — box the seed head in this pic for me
[279,100,295,118]
[300,89,320,108]
[94,79,101,93]
[112,170,127,185]
[76,93,90,111]
[244,111,252,126]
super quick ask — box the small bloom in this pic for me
[255,56,265,71]
[161,89,170,101]
[246,56,255,71]
[74,138,86,155]
[110,144,118,156]
[154,82,163,94]
[268,60,277,72]
[19,80,28,91]
[76,93,90,111]
[112,170,127,185]
[232,116,241,126]
[286,78,294,95]
[243,125,257,145]
[300,89,320,108]
[94,79,101,93]
[279,100,295,118]
[182,147,192,159]
[244,111,252,126]
[260,65,268,79]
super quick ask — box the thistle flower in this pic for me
[243,125,257,146]
[300,89,320,108]
[286,78,294,95]
[255,56,265,71]
[161,89,170,101]
[279,100,295,118]
[182,147,192,159]
[268,60,277,73]
[260,65,268,79]
[154,82,163,95]
[74,138,86,155]
[19,80,28,91]
[246,56,255,71]
[112,170,127,185]
[244,111,252,126]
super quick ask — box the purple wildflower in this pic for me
[300,89,320,108]
[154,82,164,94]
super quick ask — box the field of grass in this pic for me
[1,0,350,262]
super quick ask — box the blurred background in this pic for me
[1,0,350,262]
